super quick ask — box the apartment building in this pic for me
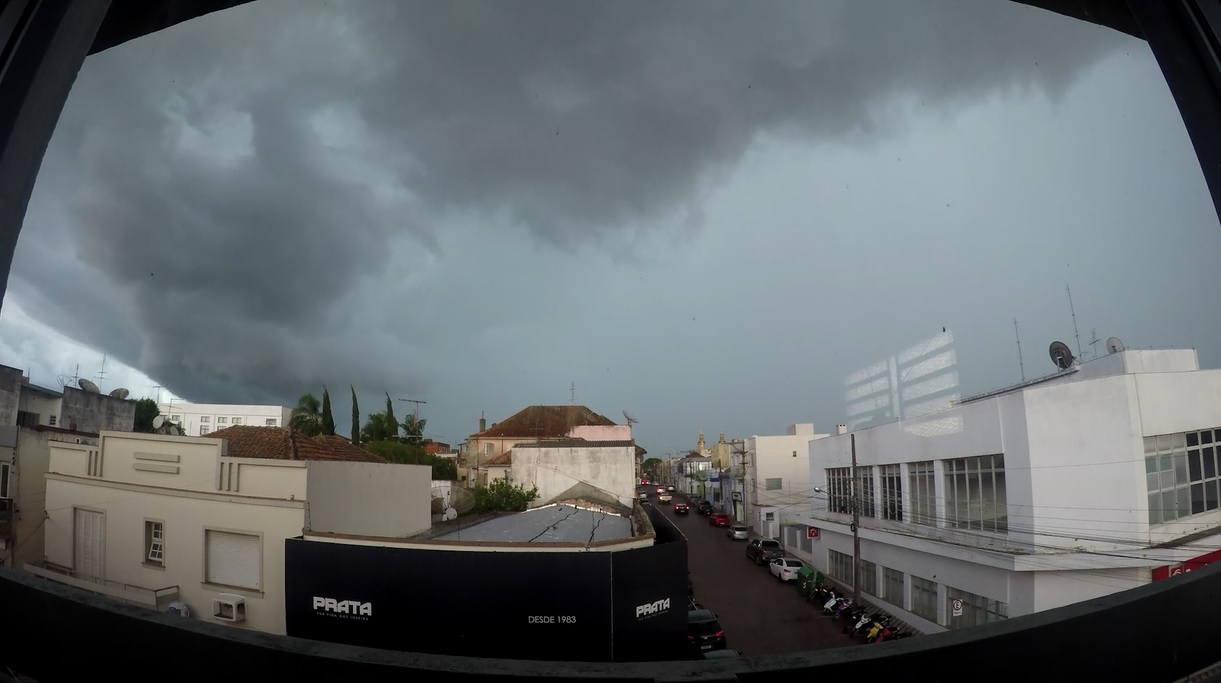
[745,423,830,539]
[789,346,1221,634]
[157,400,293,436]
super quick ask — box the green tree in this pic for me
[320,386,336,436]
[384,393,399,442]
[290,393,323,436]
[350,386,361,446]
[471,477,539,513]
[431,456,457,481]
[133,398,160,433]
[362,440,456,480]
[361,411,396,443]
[642,457,663,479]
[401,414,427,446]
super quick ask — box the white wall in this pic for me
[18,391,61,426]
[568,425,632,441]
[749,432,828,532]
[158,401,292,436]
[305,461,431,537]
[43,475,305,634]
[512,444,636,507]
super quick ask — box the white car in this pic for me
[659,492,673,503]
[769,557,805,582]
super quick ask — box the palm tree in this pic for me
[401,414,427,446]
[290,393,323,436]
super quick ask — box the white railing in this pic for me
[23,561,179,610]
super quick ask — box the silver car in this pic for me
[727,524,748,540]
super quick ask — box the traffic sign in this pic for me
[806,527,820,539]
[951,598,964,617]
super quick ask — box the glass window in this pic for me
[826,468,852,514]
[860,559,878,595]
[1145,426,1221,524]
[908,461,936,526]
[765,477,782,490]
[911,575,938,621]
[880,464,903,521]
[944,454,1007,532]
[857,466,876,518]
[828,549,853,581]
[882,567,905,606]
[945,586,1008,629]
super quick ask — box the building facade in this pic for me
[511,440,638,508]
[35,428,430,634]
[745,423,830,539]
[791,347,1221,634]
[461,405,623,486]
[156,400,293,436]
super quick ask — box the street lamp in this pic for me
[813,433,863,604]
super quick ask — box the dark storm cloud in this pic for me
[11,0,1132,404]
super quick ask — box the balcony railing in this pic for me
[23,561,179,610]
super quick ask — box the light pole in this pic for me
[813,432,862,604]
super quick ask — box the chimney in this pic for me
[479,412,486,432]
[836,424,847,435]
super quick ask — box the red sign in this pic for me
[806,527,820,539]
[1151,547,1221,581]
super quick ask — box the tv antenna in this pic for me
[397,398,427,420]
[1013,318,1025,381]
[96,354,108,384]
[1066,284,1083,358]
[570,381,576,405]
[1088,329,1101,359]
[56,364,81,389]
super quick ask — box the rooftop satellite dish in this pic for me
[622,410,638,425]
[152,415,165,429]
[1106,337,1125,354]
[77,378,100,393]
[1049,341,1075,370]
[442,507,459,521]
[167,424,181,436]
[109,387,130,399]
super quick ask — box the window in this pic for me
[859,559,878,595]
[911,575,938,621]
[204,530,262,591]
[857,466,876,518]
[217,417,227,424]
[144,521,165,566]
[0,462,11,498]
[945,586,1007,629]
[48,415,57,426]
[265,418,277,426]
[232,417,242,425]
[199,426,210,435]
[944,454,1008,532]
[908,461,936,526]
[826,467,852,513]
[765,477,782,491]
[1145,429,1221,524]
[880,464,903,521]
[882,567,905,606]
[200,416,210,423]
[800,533,813,554]
[171,414,181,421]
[828,549,853,581]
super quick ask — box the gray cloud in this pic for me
[11,0,1133,419]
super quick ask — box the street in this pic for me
[660,496,856,656]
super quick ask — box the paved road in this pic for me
[661,496,856,656]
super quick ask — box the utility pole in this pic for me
[850,433,862,605]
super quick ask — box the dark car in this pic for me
[745,538,784,565]
[702,649,742,660]
[687,608,727,656]
[696,501,713,515]
[674,502,690,514]
[709,512,731,527]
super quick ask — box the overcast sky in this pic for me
[3,0,1218,455]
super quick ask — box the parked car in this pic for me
[769,557,805,581]
[745,538,784,565]
[726,524,748,540]
[687,607,727,657]
[656,486,666,495]
[667,485,676,492]
[709,512,731,527]
[702,649,742,660]
[638,491,648,501]
[659,492,673,503]
[674,502,690,514]
[696,501,713,515]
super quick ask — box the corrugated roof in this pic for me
[474,405,615,438]
[205,426,387,463]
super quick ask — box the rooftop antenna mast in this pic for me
[96,354,108,385]
[1066,284,1083,359]
[570,381,576,405]
[1014,318,1026,381]
[1088,329,1101,359]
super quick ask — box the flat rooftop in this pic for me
[437,503,633,544]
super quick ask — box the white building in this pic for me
[678,455,712,498]
[33,426,431,635]
[511,439,638,508]
[791,347,1221,634]
[157,400,292,436]
[745,423,830,539]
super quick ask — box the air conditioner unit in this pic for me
[212,593,246,623]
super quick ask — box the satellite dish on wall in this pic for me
[152,415,165,429]
[77,378,100,393]
[1049,341,1075,370]
[109,387,130,399]
[1106,337,1125,354]
[622,410,639,425]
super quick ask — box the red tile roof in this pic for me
[204,426,387,463]
[475,405,616,439]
